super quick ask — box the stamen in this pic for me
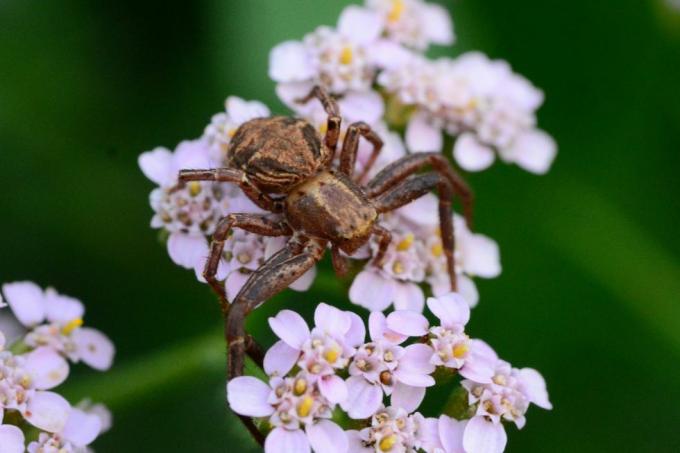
[293,378,308,396]
[188,181,202,197]
[452,343,469,359]
[387,0,405,23]
[379,434,398,451]
[339,46,353,65]
[297,396,314,417]
[396,233,414,251]
[62,318,83,335]
[431,243,443,257]
[324,347,340,364]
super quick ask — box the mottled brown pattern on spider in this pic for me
[175,87,474,443]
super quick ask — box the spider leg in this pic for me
[176,168,284,213]
[371,173,458,292]
[365,152,474,228]
[371,224,392,267]
[296,85,341,155]
[226,238,325,379]
[203,213,292,308]
[339,122,384,181]
[331,246,349,277]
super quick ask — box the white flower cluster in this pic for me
[0,282,113,452]
[228,296,550,453]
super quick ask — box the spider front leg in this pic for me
[371,173,459,292]
[339,122,384,182]
[296,85,341,154]
[204,213,292,307]
[366,152,474,228]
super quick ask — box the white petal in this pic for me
[344,311,366,348]
[463,417,507,453]
[318,375,348,405]
[453,133,495,172]
[340,376,383,419]
[170,139,212,171]
[502,129,557,175]
[268,310,310,349]
[368,39,415,70]
[25,391,71,433]
[0,425,25,453]
[314,303,351,338]
[24,347,70,389]
[226,97,270,124]
[2,281,46,326]
[368,311,406,345]
[423,4,455,45]
[438,415,466,453]
[392,282,425,313]
[394,193,438,227]
[269,41,315,83]
[460,233,501,278]
[338,6,383,44]
[307,420,349,453]
[61,408,102,447]
[275,81,316,114]
[226,377,274,417]
[138,147,174,186]
[395,344,435,387]
[457,275,479,308]
[386,310,429,337]
[518,368,552,410]
[391,382,426,413]
[406,112,443,153]
[265,427,310,453]
[264,340,300,377]
[289,265,317,292]
[349,270,395,312]
[338,91,384,124]
[167,233,209,269]
[225,271,250,302]
[44,289,85,324]
[426,292,470,327]
[72,328,115,371]
[346,430,373,453]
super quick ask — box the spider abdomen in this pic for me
[284,171,377,254]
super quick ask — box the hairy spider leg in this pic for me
[295,85,341,157]
[371,172,459,292]
[339,121,384,181]
[370,224,393,267]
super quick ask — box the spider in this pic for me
[175,86,472,440]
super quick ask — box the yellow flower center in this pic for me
[396,233,414,251]
[339,46,353,65]
[387,0,405,23]
[297,396,314,417]
[293,378,308,396]
[62,318,83,335]
[188,181,202,197]
[379,434,398,451]
[324,347,340,364]
[392,261,404,274]
[431,243,443,257]
[453,343,469,359]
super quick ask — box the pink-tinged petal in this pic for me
[338,6,382,44]
[423,3,455,45]
[314,303,351,338]
[264,340,299,377]
[0,425,25,453]
[225,271,250,302]
[349,270,395,312]
[170,139,212,171]
[72,328,115,371]
[275,81,316,114]
[395,344,435,387]
[406,112,442,153]
[394,193,438,227]
[460,234,501,279]
[469,340,498,362]
[25,391,71,433]
[61,408,102,446]
[268,310,310,349]
[457,275,479,308]
[225,97,270,124]
[338,91,384,124]
[289,265,317,292]
[340,376,383,420]
[518,368,552,410]
[426,293,470,328]
[265,427,310,453]
[368,312,406,345]
[502,129,557,175]
[307,420,349,453]
[463,416,507,453]
[344,311,366,348]
[167,233,209,269]
[24,347,70,389]
[138,147,174,186]
[414,415,443,452]
[386,310,429,337]
[438,415,466,453]
[368,39,414,70]
[392,282,425,313]
[391,382,426,413]
[226,377,274,417]
[269,41,315,83]
[0,331,5,351]
[346,430,373,453]
[44,289,85,325]
[459,343,495,384]
[453,133,495,172]
[2,281,46,327]
[318,375,348,404]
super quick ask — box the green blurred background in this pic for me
[1,0,679,451]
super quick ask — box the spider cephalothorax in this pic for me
[176,86,473,407]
